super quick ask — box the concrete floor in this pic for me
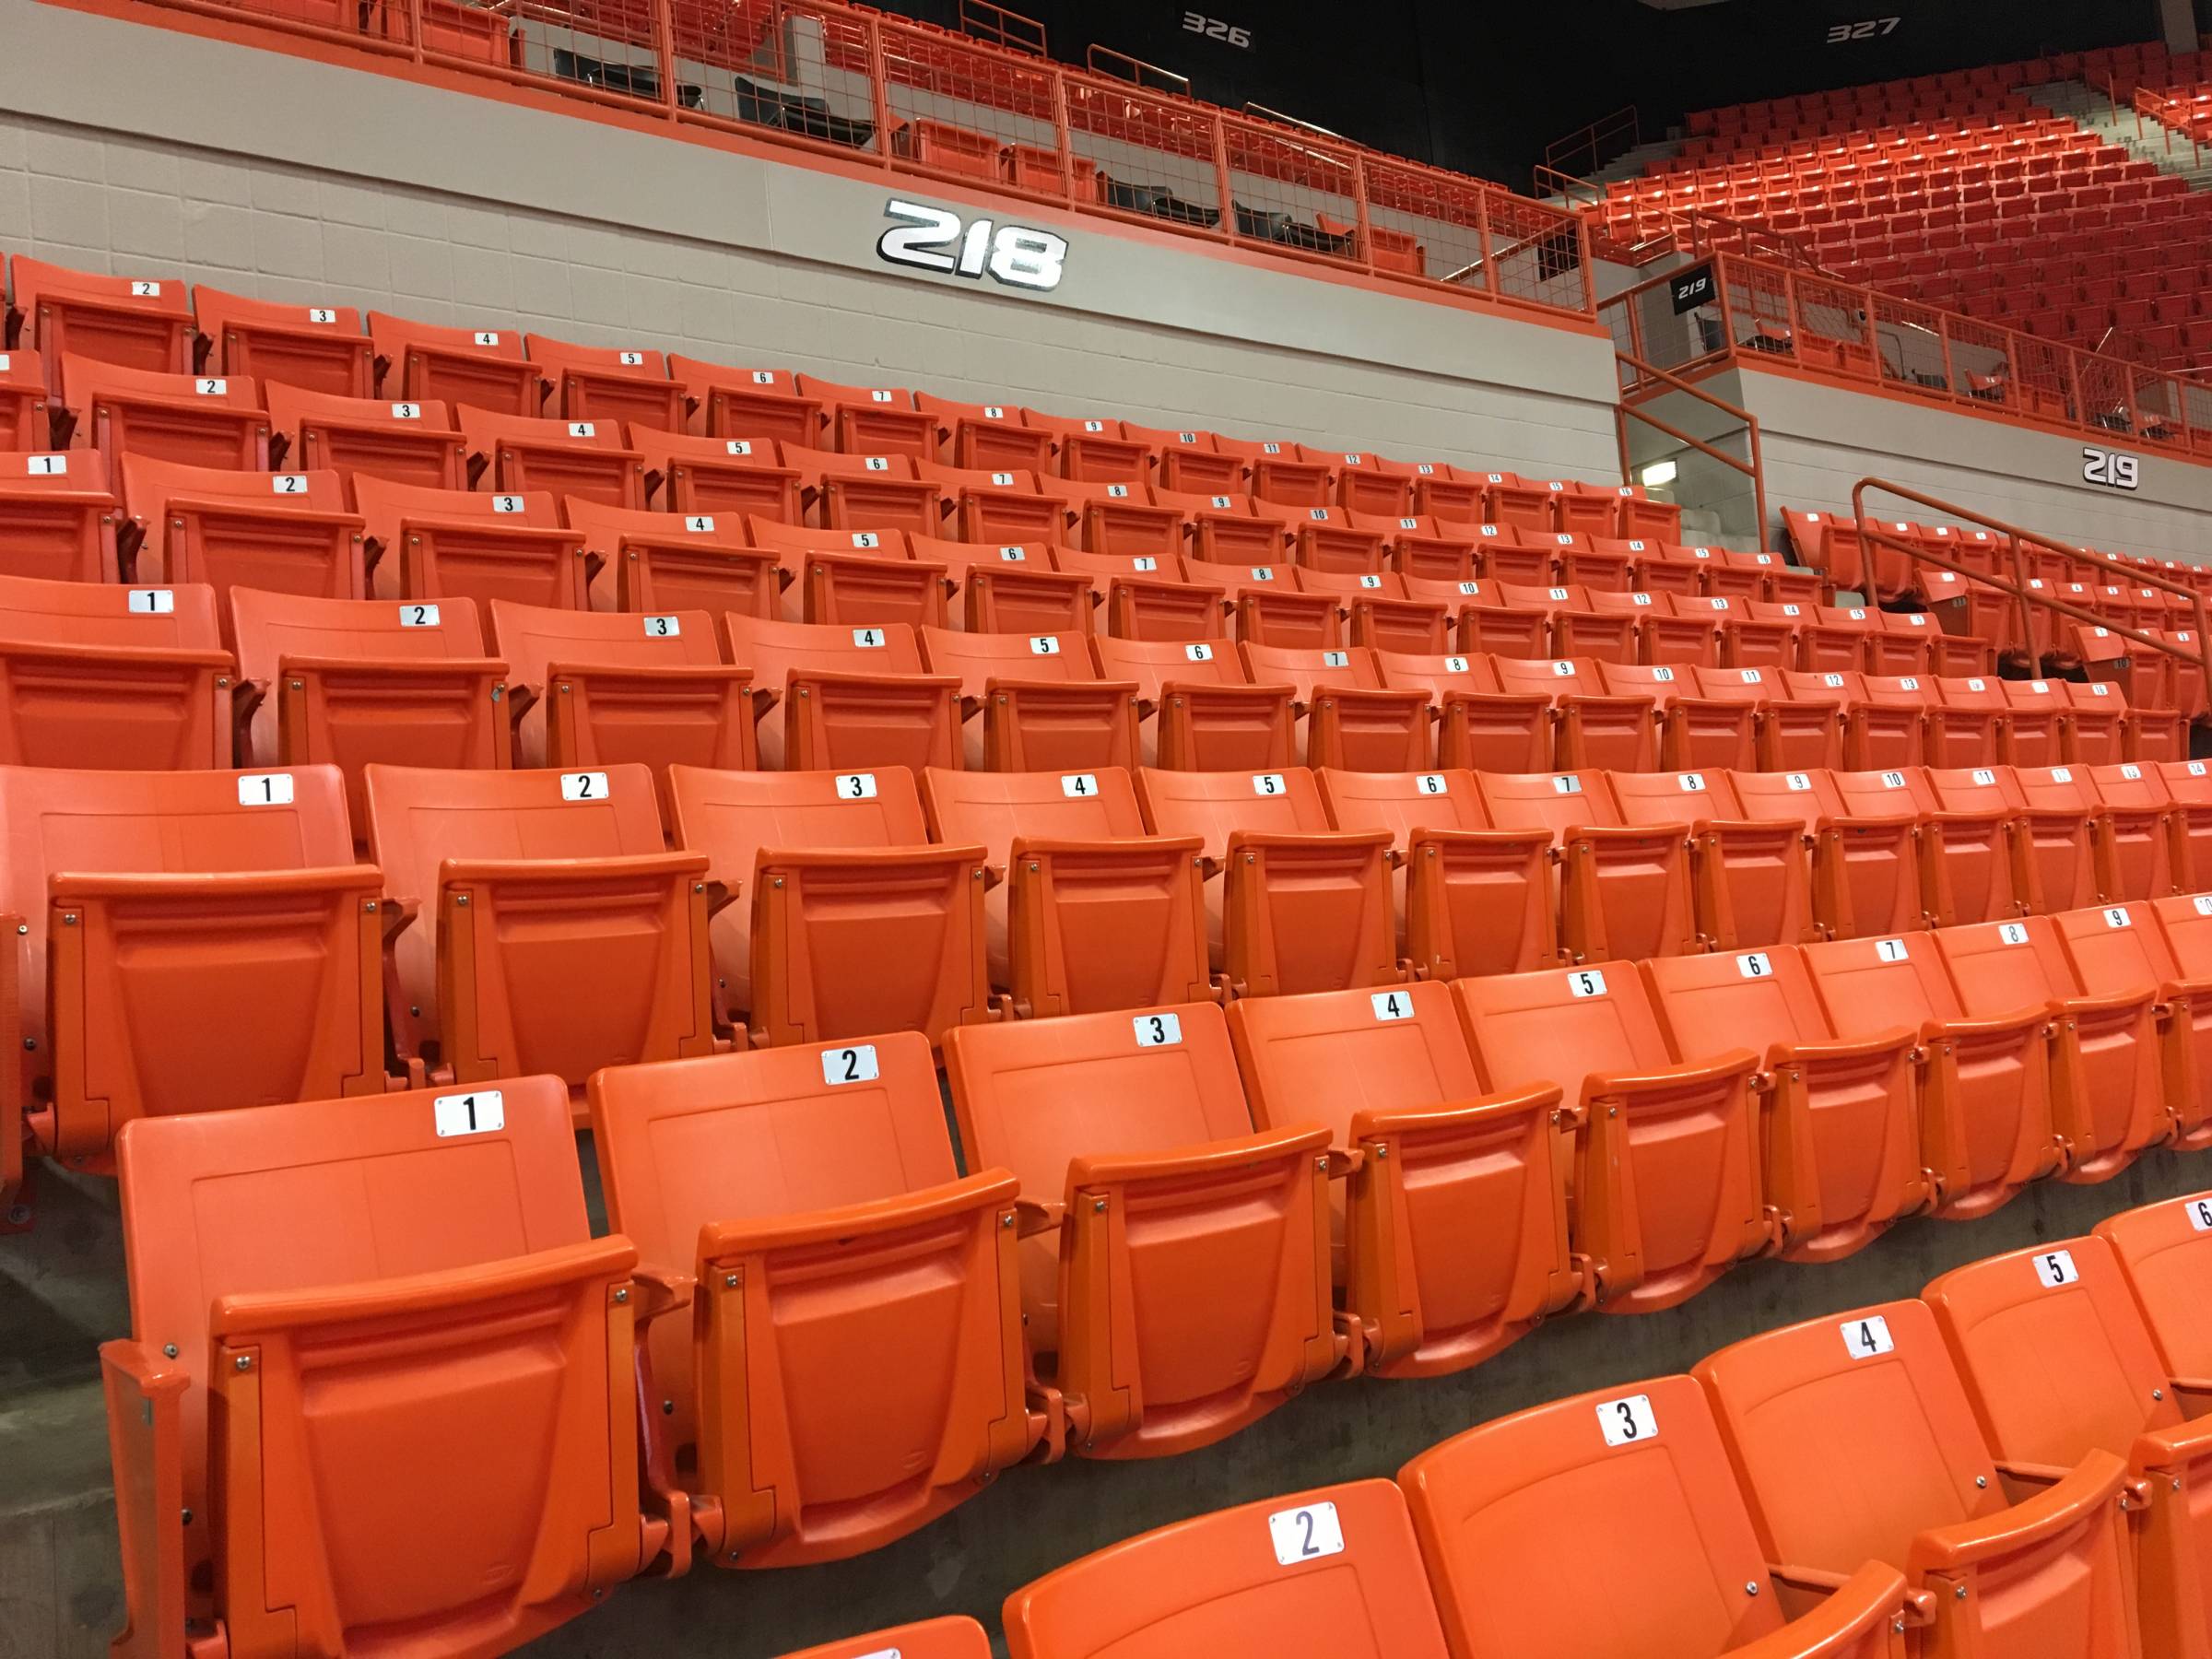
[5,1138,2208,1657]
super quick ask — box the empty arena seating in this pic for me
[946,1001,1345,1458]
[1696,1299,2139,1659]
[265,384,467,491]
[6,257,194,387]
[1004,1482,1451,1654]
[365,762,717,1095]
[193,288,372,397]
[369,313,543,414]
[0,445,121,582]
[588,1037,1043,1570]
[724,615,959,771]
[918,627,1137,771]
[1227,981,1578,1376]
[565,498,781,616]
[3,764,385,1174]
[100,1077,665,1654]
[122,458,365,627]
[1453,962,1766,1312]
[1091,635,1296,770]
[922,766,1210,1018]
[460,406,646,508]
[526,335,685,431]
[355,477,589,608]
[1400,1375,1910,1659]
[0,572,228,770]
[62,358,269,482]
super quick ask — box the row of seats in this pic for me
[799,1185,2212,1658]
[1684,45,2169,135]
[0,252,1677,527]
[98,1005,2212,1651]
[12,747,2208,1200]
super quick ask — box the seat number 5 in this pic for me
[878,200,1068,293]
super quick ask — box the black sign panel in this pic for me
[1671,265,1716,315]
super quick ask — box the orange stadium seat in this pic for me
[1326,450,1415,516]
[743,519,946,629]
[1315,767,1557,978]
[2042,900,2206,1152]
[1730,768,1920,939]
[265,384,467,491]
[2097,1190,2212,1401]
[638,430,803,521]
[1228,981,1579,1376]
[1405,459,1486,524]
[0,572,227,770]
[459,406,646,509]
[2085,759,2180,900]
[793,374,934,459]
[1124,422,1241,494]
[2,764,384,1175]
[564,498,782,617]
[785,446,943,534]
[1090,635,1296,770]
[1400,1375,1909,1659]
[1476,769,1700,961]
[918,626,1138,771]
[665,359,821,446]
[1239,641,1430,770]
[1374,648,1548,771]
[668,763,989,1050]
[1599,662,1759,771]
[365,762,717,1097]
[1696,1300,2138,1659]
[2162,760,2212,888]
[587,1037,1045,1570]
[1453,961,1765,1312]
[0,446,122,582]
[192,288,372,397]
[7,258,193,391]
[1052,547,1224,641]
[1926,1232,2212,1659]
[921,765,1210,1018]
[229,587,507,846]
[912,392,1053,471]
[2004,760,2104,912]
[1028,410,1154,481]
[919,462,1065,545]
[524,335,685,431]
[1006,1482,1449,1654]
[1908,764,2031,925]
[782,1622,992,1659]
[1216,437,1330,507]
[100,1077,663,1658]
[1487,655,1657,771]
[722,615,959,771]
[352,477,588,610]
[1606,768,1818,948]
[62,356,269,483]
[0,350,47,451]
[122,458,365,629]
[487,599,760,804]
[369,312,544,415]
[910,534,1096,636]
[1645,947,1926,1260]
[944,1003,1345,1459]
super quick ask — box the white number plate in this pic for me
[433,1088,504,1137]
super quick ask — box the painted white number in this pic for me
[1597,1394,1658,1446]
[1134,1011,1182,1047]
[1265,1502,1342,1568]
[433,1088,505,1137]
[823,1044,879,1085]
[237,772,294,806]
[560,771,609,801]
[126,589,174,614]
[838,773,878,800]
[1842,1315,1894,1358]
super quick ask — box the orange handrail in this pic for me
[1542,105,1639,182]
[1615,352,1769,553]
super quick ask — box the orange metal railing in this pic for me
[1613,354,1769,553]
[51,0,1598,324]
[1541,104,1640,184]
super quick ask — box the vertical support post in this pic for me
[1351,153,1378,276]
[1209,114,1237,242]
[865,12,893,164]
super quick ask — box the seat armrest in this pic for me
[1225,826,1394,858]
[1771,1026,1918,1069]
[99,1339,192,1659]
[1923,1006,2050,1045]
[52,864,383,905]
[2131,1413,2212,1474]
[696,1170,1020,1260]
[1066,1121,1331,1192]
[1906,1449,2128,1576]
[1584,1044,1762,1100]
[211,1235,641,1337]
[1008,832,1206,861]
[1350,1080,1565,1142]
[1735,1561,1912,1659]
[437,851,711,889]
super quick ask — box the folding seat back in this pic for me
[63,356,269,482]
[1092,636,1294,771]
[744,517,945,629]
[1998,676,2068,766]
[1125,422,1241,493]
[351,476,588,612]
[369,313,543,415]
[265,384,466,492]
[588,1037,1043,1569]
[669,763,987,1049]
[1054,547,1225,641]
[1328,450,1415,516]
[121,457,364,632]
[1491,655,1656,771]
[665,359,821,446]
[1934,912,2163,1182]
[912,392,1052,471]
[459,406,646,510]
[792,374,932,459]
[1135,765,1394,996]
[523,335,684,431]
[919,625,1135,771]
[365,762,715,1094]
[0,571,228,770]
[1028,410,1152,481]
[786,444,943,535]
[639,430,802,522]
[1240,641,1429,771]
[1608,768,1816,949]
[786,1623,991,1659]
[0,351,47,452]
[2002,761,2103,912]
[488,599,759,806]
[1215,437,1331,507]
[2,764,385,1170]
[723,614,959,771]
[1006,1481,1444,1655]
[1925,1233,2212,1659]
[1228,981,1577,1377]
[8,258,193,382]
[229,588,506,845]
[100,1077,657,1659]
[2096,1191,2212,1386]
[194,288,372,397]
[1645,947,1924,1260]
[1914,763,2032,925]
[922,764,1207,1017]
[2087,759,2178,900]
[919,461,1064,546]
[945,1001,1342,1458]
[1400,1375,1910,1659]
[1695,1300,2137,1659]
[1478,768,1698,960]
[1845,672,1931,769]
[1453,962,1764,1312]
[2160,760,2212,888]
[1316,766,1556,976]
[564,497,780,618]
